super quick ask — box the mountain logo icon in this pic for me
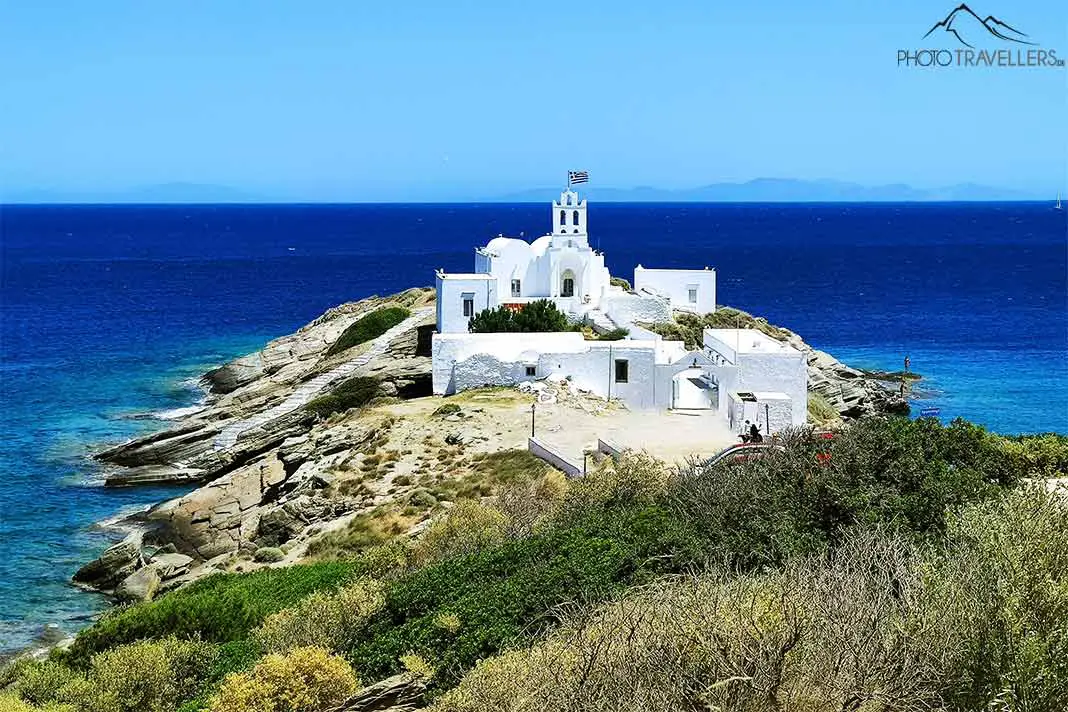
[923,4,1036,48]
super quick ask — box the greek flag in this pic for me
[567,170,589,186]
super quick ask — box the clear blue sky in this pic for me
[2,0,1065,200]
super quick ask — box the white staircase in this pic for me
[212,307,432,450]
[584,308,619,334]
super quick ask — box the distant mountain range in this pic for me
[491,179,1038,203]
[2,182,277,204]
[2,178,1046,204]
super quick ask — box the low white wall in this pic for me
[528,437,583,477]
[597,438,625,460]
[728,393,794,435]
[432,332,588,395]
[763,397,793,434]
[634,266,716,314]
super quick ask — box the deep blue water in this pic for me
[1,201,1065,652]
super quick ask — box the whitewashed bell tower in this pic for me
[552,189,588,246]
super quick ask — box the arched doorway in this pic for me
[561,269,576,297]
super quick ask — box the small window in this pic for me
[687,285,698,304]
[525,365,536,377]
[511,279,521,297]
[462,296,474,318]
[559,210,566,225]
[614,359,629,384]
[562,277,575,297]
[572,209,580,226]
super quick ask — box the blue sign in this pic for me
[919,407,941,418]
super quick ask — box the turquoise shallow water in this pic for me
[1,201,1064,653]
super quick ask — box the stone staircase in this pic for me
[213,307,432,450]
[584,308,619,334]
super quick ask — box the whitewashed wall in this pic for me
[734,353,807,426]
[727,393,794,435]
[634,267,717,314]
[542,342,660,408]
[436,275,498,334]
[432,332,588,394]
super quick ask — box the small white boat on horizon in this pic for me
[1056,192,1063,211]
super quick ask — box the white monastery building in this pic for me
[431,186,807,434]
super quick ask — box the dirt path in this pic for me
[383,387,736,467]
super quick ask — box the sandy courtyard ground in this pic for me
[383,386,737,468]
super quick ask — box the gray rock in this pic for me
[256,495,335,547]
[204,353,266,394]
[151,552,194,579]
[331,673,427,712]
[73,531,144,590]
[115,565,161,602]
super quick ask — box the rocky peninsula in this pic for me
[75,288,907,602]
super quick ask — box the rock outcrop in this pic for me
[74,289,436,596]
[72,531,144,591]
[115,565,161,603]
[804,347,909,419]
[331,673,427,712]
[773,327,907,420]
[96,288,435,487]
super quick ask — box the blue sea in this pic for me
[1,201,1065,653]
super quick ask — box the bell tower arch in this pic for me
[551,189,588,244]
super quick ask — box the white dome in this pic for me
[530,235,552,256]
[484,236,528,254]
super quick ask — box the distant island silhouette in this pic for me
[2,179,1047,204]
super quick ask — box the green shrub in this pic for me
[609,276,631,291]
[595,327,629,341]
[252,547,284,564]
[432,403,462,417]
[807,392,839,424]
[412,502,508,565]
[207,647,358,712]
[667,417,1023,570]
[85,638,216,712]
[997,432,1068,478]
[326,306,410,357]
[13,661,82,707]
[349,502,701,688]
[929,487,1068,710]
[0,692,68,712]
[434,490,1068,712]
[62,562,360,668]
[254,578,385,654]
[305,376,380,418]
[644,306,791,350]
[304,509,417,560]
[176,640,264,712]
[14,639,216,712]
[469,300,572,334]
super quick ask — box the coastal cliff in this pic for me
[77,292,907,600]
